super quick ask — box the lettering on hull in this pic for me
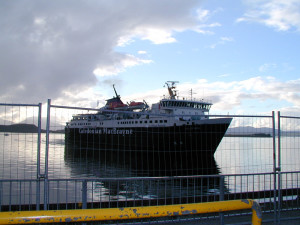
[79,128,133,136]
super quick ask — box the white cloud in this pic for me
[135,28,177,44]
[238,0,300,31]
[194,22,221,34]
[124,77,300,114]
[220,37,234,42]
[138,51,147,55]
[209,36,234,49]
[193,8,222,34]
[259,63,277,72]
[196,8,210,22]
[93,54,153,77]
[218,73,230,78]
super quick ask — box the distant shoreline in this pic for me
[225,133,272,138]
[0,124,64,133]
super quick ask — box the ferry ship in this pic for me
[65,82,232,165]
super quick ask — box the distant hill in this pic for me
[0,124,63,133]
[226,126,300,137]
[227,126,273,134]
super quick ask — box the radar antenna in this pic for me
[165,81,179,99]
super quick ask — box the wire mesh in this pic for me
[0,103,41,180]
[1,102,300,224]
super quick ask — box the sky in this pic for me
[0,0,300,115]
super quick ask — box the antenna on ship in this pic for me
[190,89,196,100]
[165,81,179,99]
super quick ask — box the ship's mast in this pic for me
[165,81,178,99]
[190,88,196,100]
[113,84,120,98]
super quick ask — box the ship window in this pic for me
[145,121,147,123]
[149,120,152,123]
[140,121,142,124]
[135,121,138,124]
[164,120,167,123]
[155,120,158,123]
[160,120,163,123]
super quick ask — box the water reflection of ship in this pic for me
[65,143,221,177]
[64,143,229,203]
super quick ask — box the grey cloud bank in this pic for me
[0,0,201,103]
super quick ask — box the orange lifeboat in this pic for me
[128,101,145,110]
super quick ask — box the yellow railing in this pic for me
[0,199,261,224]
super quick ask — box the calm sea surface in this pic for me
[1,133,299,205]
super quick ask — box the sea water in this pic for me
[0,133,299,205]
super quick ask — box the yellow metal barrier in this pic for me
[0,199,261,224]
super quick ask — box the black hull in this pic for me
[65,120,231,176]
[65,122,230,154]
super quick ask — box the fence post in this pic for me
[272,111,277,223]
[44,99,51,210]
[36,103,42,211]
[219,175,225,225]
[82,180,87,209]
[277,111,282,224]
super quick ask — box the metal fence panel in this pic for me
[1,100,300,223]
